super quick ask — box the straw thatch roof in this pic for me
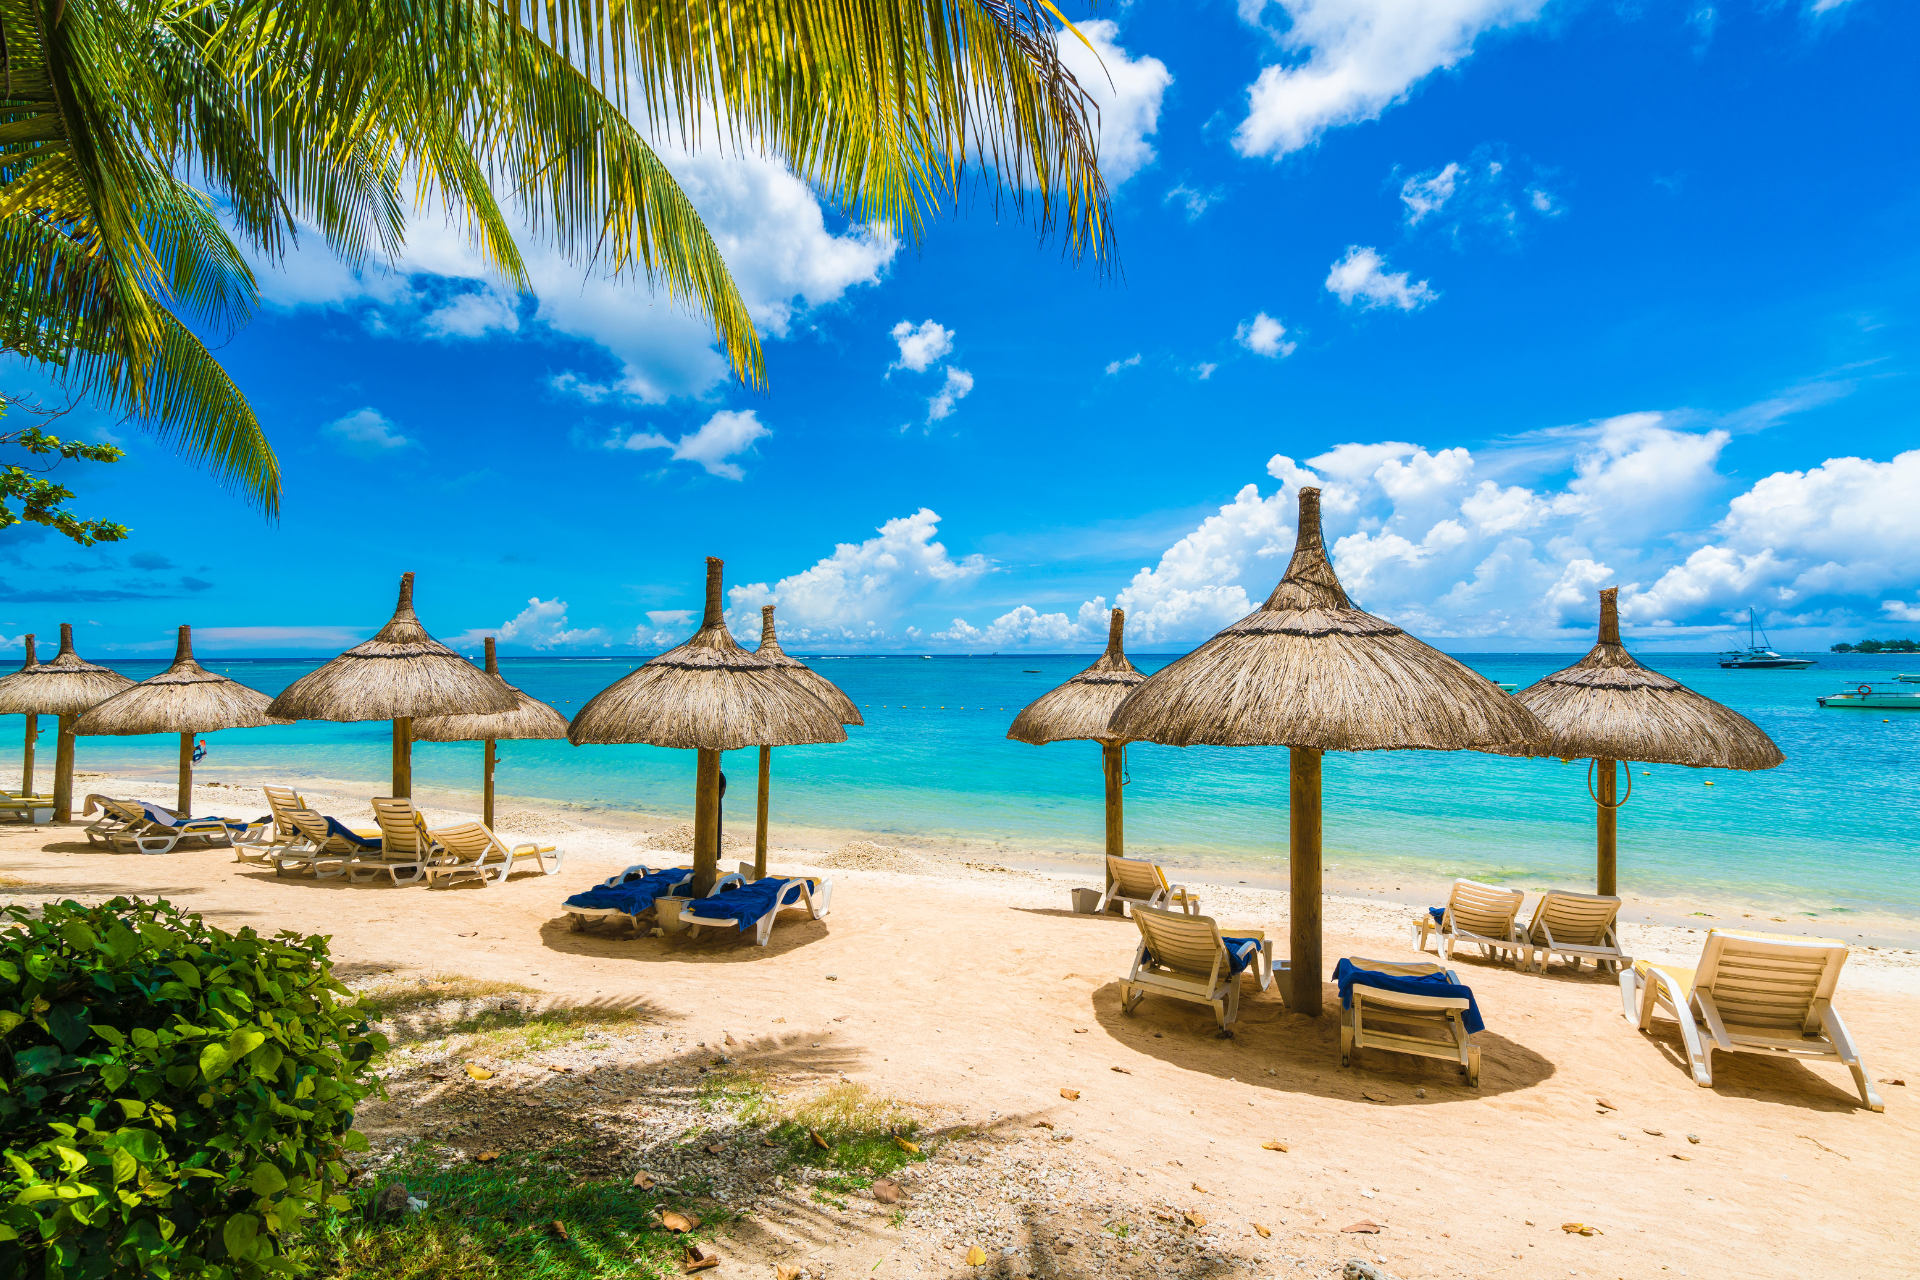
[74,626,286,736]
[568,558,848,751]
[412,637,569,742]
[1489,587,1784,770]
[264,573,516,722]
[0,623,134,716]
[753,605,862,726]
[1108,488,1546,751]
[1008,608,1145,744]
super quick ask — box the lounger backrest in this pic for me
[101,797,147,823]
[370,798,427,855]
[433,822,501,863]
[1343,956,1471,1012]
[1131,906,1227,980]
[1696,931,1849,1035]
[1107,856,1168,898]
[262,785,304,835]
[286,807,355,853]
[1446,879,1523,936]
[1529,891,1622,945]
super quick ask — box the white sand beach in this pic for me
[3,769,1916,1279]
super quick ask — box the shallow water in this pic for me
[36,651,1920,916]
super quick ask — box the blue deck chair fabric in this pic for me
[321,817,382,850]
[685,877,810,932]
[136,801,253,833]
[564,868,690,915]
[1333,958,1485,1034]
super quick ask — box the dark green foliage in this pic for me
[0,898,385,1279]
[1833,639,1919,653]
[307,1148,738,1280]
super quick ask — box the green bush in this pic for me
[0,897,385,1279]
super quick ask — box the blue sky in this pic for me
[5,0,1918,658]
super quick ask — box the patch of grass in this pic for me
[700,1075,929,1194]
[306,1148,733,1280]
[356,978,650,1063]
[353,975,540,1022]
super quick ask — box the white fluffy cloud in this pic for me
[1105,353,1143,375]
[1399,150,1562,238]
[935,599,1113,647]
[1056,20,1173,185]
[1630,450,1920,620]
[1234,0,1550,159]
[1325,246,1437,310]
[724,508,990,643]
[453,597,609,650]
[927,367,975,422]
[1235,312,1297,357]
[889,319,956,373]
[259,146,896,405]
[605,408,771,480]
[323,407,413,455]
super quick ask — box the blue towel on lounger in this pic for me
[685,877,810,932]
[136,801,253,833]
[1146,936,1263,976]
[1333,958,1485,1034]
[564,868,689,914]
[1427,906,1446,924]
[321,817,382,851]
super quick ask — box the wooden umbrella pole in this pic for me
[483,738,497,829]
[693,748,721,896]
[19,633,34,795]
[392,717,413,799]
[177,733,193,817]
[53,713,75,821]
[1289,746,1323,1017]
[755,745,771,881]
[1101,740,1124,860]
[1595,757,1618,897]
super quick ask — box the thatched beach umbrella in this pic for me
[74,625,287,816]
[568,559,846,896]
[749,605,861,878]
[10,635,36,797]
[412,636,569,828]
[1109,488,1546,1016]
[1492,587,1784,895]
[1007,608,1145,863]
[0,623,135,820]
[265,573,514,799]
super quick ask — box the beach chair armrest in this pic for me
[1692,990,1735,1050]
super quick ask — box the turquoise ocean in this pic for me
[28,651,1920,917]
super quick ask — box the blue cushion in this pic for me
[321,817,381,851]
[685,877,810,932]
[136,801,252,833]
[1333,958,1485,1034]
[564,868,689,914]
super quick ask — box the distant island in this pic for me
[1831,638,1919,653]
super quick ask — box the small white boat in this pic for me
[1494,682,1518,694]
[1896,673,1920,683]
[1817,683,1920,710]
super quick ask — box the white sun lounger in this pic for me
[1411,878,1528,967]
[345,797,449,886]
[1620,929,1882,1110]
[1339,957,1482,1086]
[1121,905,1277,1031]
[84,796,261,855]
[679,867,833,946]
[233,785,306,861]
[425,821,565,889]
[1524,889,1629,973]
[274,808,383,879]
[1096,854,1201,917]
[563,865,746,934]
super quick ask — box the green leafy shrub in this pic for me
[0,897,385,1278]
